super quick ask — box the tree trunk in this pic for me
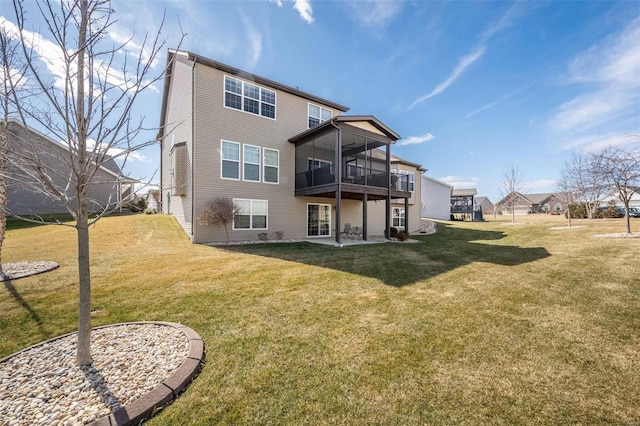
[75,0,92,366]
[623,200,631,234]
[0,130,5,271]
[75,210,93,366]
[76,210,93,366]
[511,208,515,223]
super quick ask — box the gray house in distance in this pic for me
[158,50,424,244]
[4,121,136,215]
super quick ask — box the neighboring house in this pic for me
[474,196,494,216]
[158,49,424,244]
[4,121,136,215]
[450,188,477,221]
[495,192,568,215]
[599,189,640,209]
[421,175,453,220]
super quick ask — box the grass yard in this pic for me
[1,214,639,424]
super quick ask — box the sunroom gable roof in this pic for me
[288,115,401,144]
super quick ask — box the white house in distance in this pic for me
[421,175,453,220]
[158,49,425,244]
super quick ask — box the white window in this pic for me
[233,199,268,230]
[243,145,261,182]
[263,148,279,184]
[393,207,405,228]
[308,104,332,128]
[224,76,276,119]
[221,141,240,180]
[393,170,415,192]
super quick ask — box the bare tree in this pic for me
[4,0,182,365]
[597,145,640,234]
[566,152,604,220]
[498,164,525,223]
[199,197,241,242]
[0,27,31,276]
[556,164,574,228]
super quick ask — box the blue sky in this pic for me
[1,1,639,202]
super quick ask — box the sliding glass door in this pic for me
[307,203,331,237]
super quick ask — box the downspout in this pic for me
[190,58,196,242]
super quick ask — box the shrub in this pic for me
[199,197,241,242]
[602,201,623,218]
[258,232,268,241]
[397,230,410,241]
[274,231,284,240]
[389,227,398,238]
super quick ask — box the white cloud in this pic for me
[463,86,529,119]
[293,0,314,24]
[562,133,640,153]
[397,132,435,146]
[243,17,263,70]
[525,179,556,190]
[348,1,403,28]
[410,4,530,109]
[86,138,149,163]
[438,175,480,189]
[270,0,284,7]
[551,16,640,148]
[410,46,485,108]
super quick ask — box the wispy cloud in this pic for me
[550,16,640,149]
[438,175,480,189]
[397,132,435,146]
[270,0,313,24]
[525,179,556,190]
[410,46,485,109]
[242,16,263,69]
[293,0,314,24]
[463,86,530,119]
[348,1,403,28]
[410,4,528,109]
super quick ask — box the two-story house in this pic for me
[158,50,424,244]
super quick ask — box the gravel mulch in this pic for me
[593,232,640,238]
[0,261,59,281]
[0,323,192,425]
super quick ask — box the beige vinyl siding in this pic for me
[191,63,341,243]
[161,55,194,236]
[6,123,122,215]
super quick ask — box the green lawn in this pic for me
[1,214,639,424]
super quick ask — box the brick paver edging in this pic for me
[90,321,205,426]
[0,321,205,425]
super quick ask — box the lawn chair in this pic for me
[341,223,352,239]
[349,226,362,240]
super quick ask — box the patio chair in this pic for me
[349,226,362,240]
[341,223,352,239]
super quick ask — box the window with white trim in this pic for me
[263,148,279,184]
[233,199,268,230]
[392,207,405,228]
[221,141,240,179]
[224,76,276,119]
[243,145,261,182]
[393,169,415,192]
[308,104,332,128]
